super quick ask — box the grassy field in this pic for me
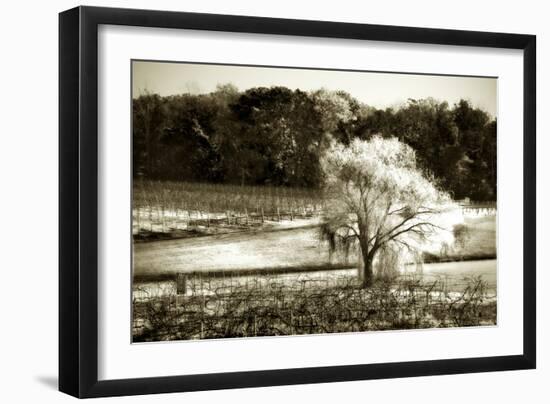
[133,214,496,278]
[424,215,496,263]
[461,215,497,256]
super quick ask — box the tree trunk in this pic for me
[358,245,374,288]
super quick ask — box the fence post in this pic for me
[176,273,187,295]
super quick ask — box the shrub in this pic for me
[133,274,496,342]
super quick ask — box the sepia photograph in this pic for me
[131,60,497,343]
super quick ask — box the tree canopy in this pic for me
[320,137,453,286]
[133,85,497,201]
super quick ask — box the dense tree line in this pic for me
[133,84,496,200]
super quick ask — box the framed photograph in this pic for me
[59,6,536,398]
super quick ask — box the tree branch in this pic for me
[384,221,443,243]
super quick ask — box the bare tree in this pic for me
[320,136,454,287]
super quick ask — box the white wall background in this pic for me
[0,1,546,402]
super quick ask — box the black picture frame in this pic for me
[59,5,536,398]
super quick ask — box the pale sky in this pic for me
[132,60,497,117]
